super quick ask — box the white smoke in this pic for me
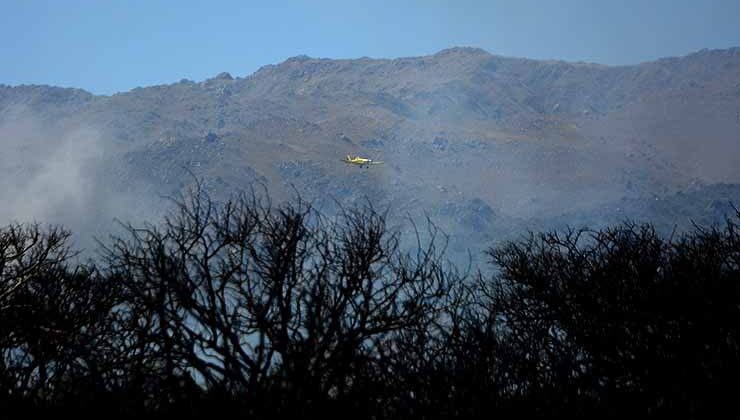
[0,107,165,255]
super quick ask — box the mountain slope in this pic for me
[1,47,739,255]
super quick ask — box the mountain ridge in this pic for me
[3,45,739,96]
[1,46,739,259]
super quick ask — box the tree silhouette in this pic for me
[487,217,740,417]
[99,185,455,416]
[0,224,121,413]
[2,191,739,419]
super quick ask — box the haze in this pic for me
[4,2,740,415]
[2,1,740,263]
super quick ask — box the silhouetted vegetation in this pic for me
[1,188,739,418]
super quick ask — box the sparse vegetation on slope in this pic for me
[2,47,740,255]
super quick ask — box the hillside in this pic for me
[2,46,740,255]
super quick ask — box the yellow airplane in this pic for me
[343,155,383,168]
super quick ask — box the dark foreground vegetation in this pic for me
[1,187,739,419]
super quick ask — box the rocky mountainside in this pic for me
[2,46,740,257]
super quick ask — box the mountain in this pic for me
[2,47,740,257]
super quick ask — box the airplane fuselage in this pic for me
[344,155,382,167]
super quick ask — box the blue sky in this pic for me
[2,0,739,94]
